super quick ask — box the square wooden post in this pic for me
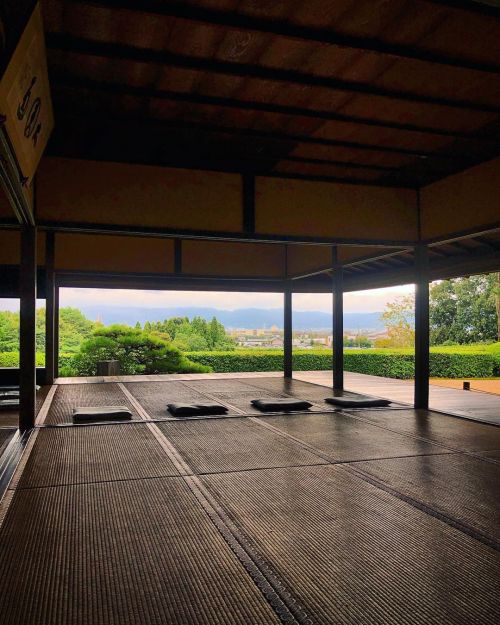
[19,224,37,432]
[283,282,293,378]
[332,246,344,391]
[414,244,430,409]
[45,232,56,385]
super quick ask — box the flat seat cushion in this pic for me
[0,399,19,410]
[325,397,391,408]
[251,398,313,412]
[73,406,133,423]
[167,402,228,417]
[0,391,20,399]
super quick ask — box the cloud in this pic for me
[59,285,414,314]
[0,285,415,314]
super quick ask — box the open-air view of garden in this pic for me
[0,274,499,383]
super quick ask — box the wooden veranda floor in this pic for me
[0,375,499,624]
[295,370,500,425]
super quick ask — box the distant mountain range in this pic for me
[78,305,385,332]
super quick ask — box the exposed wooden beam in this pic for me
[426,1,500,18]
[46,32,500,114]
[50,104,461,162]
[242,175,255,234]
[51,73,497,142]
[174,239,182,274]
[38,219,416,248]
[67,0,500,74]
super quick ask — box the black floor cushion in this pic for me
[168,402,229,417]
[0,391,20,399]
[251,398,313,412]
[0,399,19,410]
[73,406,133,423]
[325,397,391,408]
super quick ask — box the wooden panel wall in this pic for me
[181,240,285,278]
[37,157,242,232]
[421,156,500,239]
[0,229,45,264]
[255,178,418,241]
[55,233,174,274]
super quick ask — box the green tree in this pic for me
[429,274,497,345]
[65,324,210,376]
[0,311,19,351]
[58,307,95,353]
[380,295,415,348]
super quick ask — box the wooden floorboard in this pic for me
[295,371,500,425]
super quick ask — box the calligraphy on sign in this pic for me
[0,3,54,185]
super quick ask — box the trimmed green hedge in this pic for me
[1,346,499,379]
[184,348,500,379]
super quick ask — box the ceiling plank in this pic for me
[66,0,500,74]
[46,32,500,114]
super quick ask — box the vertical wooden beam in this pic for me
[44,231,55,384]
[283,282,293,378]
[54,285,60,379]
[242,174,255,233]
[414,243,430,409]
[332,246,344,391]
[174,238,182,274]
[19,224,37,432]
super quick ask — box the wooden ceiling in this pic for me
[40,0,500,189]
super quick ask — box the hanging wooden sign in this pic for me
[0,3,53,186]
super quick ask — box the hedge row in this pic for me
[0,349,498,379]
[184,350,499,379]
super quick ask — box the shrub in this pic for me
[185,347,500,379]
[63,325,210,376]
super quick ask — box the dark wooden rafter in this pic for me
[242,175,255,234]
[174,238,182,274]
[38,219,416,248]
[51,74,498,142]
[425,0,500,18]
[51,108,466,162]
[65,0,500,74]
[46,33,500,114]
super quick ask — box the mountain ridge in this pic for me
[78,305,385,331]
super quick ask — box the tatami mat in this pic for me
[125,381,243,417]
[260,411,448,462]
[352,408,500,451]
[18,423,180,488]
[45,383,141,425]
[355,453,500,539]
[0,477,281,625]
[0,428,16,454]
[157,417,327,474]
[203,464,500,625]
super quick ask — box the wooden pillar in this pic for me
[283,282,293,378]
[45,232,55,385]
[54,285,60,379]
[332,246,344,391]
[19,224,37,432]
[414,244,430,409]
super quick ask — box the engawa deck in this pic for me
[0,376,499,624]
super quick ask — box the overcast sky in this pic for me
[0,284,415,314]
